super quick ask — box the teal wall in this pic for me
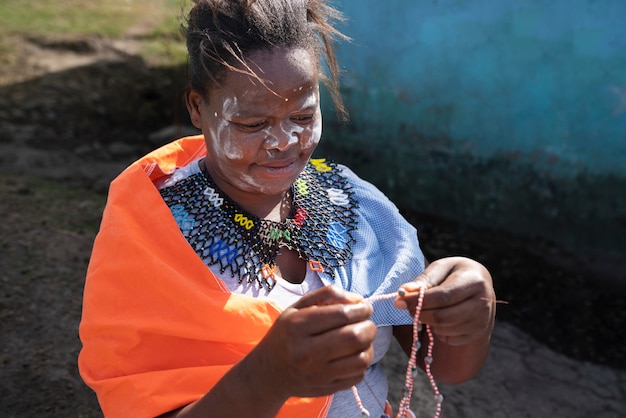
[317,0,626,260]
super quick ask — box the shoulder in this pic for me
[306,159,389,200]
[336,163,382,192]
[334,163,403,218]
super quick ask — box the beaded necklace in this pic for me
[159,158,358,290]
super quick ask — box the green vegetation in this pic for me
[0,0,188,65]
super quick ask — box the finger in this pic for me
[424,284,493,323]
[432,331,475,347]
[419,298,468,328]
[421,271,487,310]
[428,319,487,346]
[287,301,373,336]
[327,346,373,381]
[283,322,375,396]
[314,319,377,361]
[422,302,494,346]
[415,258,458,288]
[398,278,486,319]
[306,343,373,394]
[292,285,363,309]
[395,259,457,309]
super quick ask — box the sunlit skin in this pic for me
[186,47,322,220]
[165,48,496,418]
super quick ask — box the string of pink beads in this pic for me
[353,286,443,418]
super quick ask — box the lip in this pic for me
[260,158,297,170]
[256,159,299,176]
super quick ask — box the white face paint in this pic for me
[264,90,320,152]
[212,89,321,158]
[198,47,322,202]
[209,96,245,160]
[304,113,323,149]
[297,91,322,150]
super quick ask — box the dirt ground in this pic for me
[1,35,624,417]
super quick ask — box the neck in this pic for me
[259,188,292,222]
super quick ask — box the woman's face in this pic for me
[187,47,322,200]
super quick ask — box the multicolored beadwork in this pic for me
[159,159,358,290]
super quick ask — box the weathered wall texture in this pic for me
[317,0,626,265]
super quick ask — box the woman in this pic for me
[79,1,496,417]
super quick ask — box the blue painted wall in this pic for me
[316,0,626,261]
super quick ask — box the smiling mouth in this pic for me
[261,158,297,170]
[265,162,295,173]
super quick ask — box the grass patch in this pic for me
[0,0,190,66]
[141,38,188,66]
[0,0,184,37]
[141,2,188,66]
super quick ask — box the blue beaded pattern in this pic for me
[159,159,358,290]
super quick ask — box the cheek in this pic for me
[209,118,244,160]
[301,117,322,149]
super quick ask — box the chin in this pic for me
[232,173,293,196]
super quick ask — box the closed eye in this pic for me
[291,114,314,124]
[232,120,268,131]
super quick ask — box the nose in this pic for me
[263,122,301,151]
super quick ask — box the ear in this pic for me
[185,89,205,129]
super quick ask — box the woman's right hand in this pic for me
[160,286,376,418]
[252,285,376,398]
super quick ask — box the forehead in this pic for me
[211,47,319,106]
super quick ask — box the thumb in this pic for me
[395,259,455,309]
[402,259,453,293]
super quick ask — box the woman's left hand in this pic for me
[395,256,496,347]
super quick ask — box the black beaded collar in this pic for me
[159,158,358,290]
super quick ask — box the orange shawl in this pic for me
[78,136,331,417]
